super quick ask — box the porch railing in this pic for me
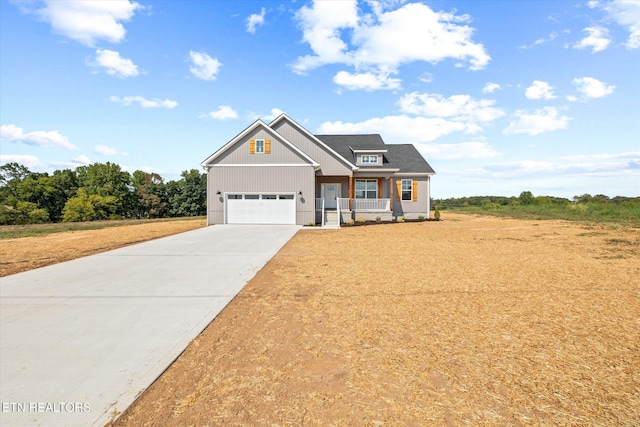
[351,198,391,211]
[337,197,350,211]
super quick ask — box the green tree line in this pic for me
[0,162,206,224]
[434,191,638,210]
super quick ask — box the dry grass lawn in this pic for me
[0,219,206,277]
[112,213,640,426]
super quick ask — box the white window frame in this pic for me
[401,179,413,201]
[255,139,265,154]
[361,154,378,164]
[355,179,378,199]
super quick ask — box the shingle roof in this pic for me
[314,134,435,174]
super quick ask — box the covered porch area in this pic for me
[315,174,396,225]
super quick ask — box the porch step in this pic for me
[324,210,340,228]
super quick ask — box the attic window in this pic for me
[361,155,378,164]
[249,139,270,154]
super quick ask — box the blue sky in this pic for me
[1,0,638,198]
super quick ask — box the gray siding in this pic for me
[392,176,430,218]
[214,127,311,165]
[271,120,353,176]
[207,165,315,225]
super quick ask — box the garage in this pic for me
[226,194,296,224]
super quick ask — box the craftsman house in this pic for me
[201,114,435,225]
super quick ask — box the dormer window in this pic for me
[361,154,378,164]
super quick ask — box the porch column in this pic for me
[389,178,394,210]
[348,176,353,210]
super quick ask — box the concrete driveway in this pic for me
[0,225,300,427]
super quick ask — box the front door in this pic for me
[321,183,341,209]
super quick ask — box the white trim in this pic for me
[268,113,359,171]
[356,168,400,172]
[352,149,388,153]
[211,163,316,167]
[401,178,413,201]
[201,119,319,167]
[393,172,435,177]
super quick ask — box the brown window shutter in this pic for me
[249,139,256,154]
[265,139,271,154]
[412,180,418,202]
[396,179,401,201]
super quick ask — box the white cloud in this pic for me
[333,70,401,91]
[415,141,501,160]
[247,7,266,34]
[399,92,505,123]
[503,107,571,136]
[567,95,578,102]
[263,108,285,121]
[0,124,77,150]
[90,49,138,78]
[572,77,616,98]
[188,51,222,81]
[525,80,556,100]
[574,26,611,53]
[318,115,475,143]
[110,96,178,108]
[0,154,43,169]
[94,145,128,156]
[207,106,239,121]
[483,152,640,178]
[72,154,91,165]
[482,82,501,94]
[535,31,558,45]
[603,0,640,49]
[293,1,490,89]
[22,0,141,46]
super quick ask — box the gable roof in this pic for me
[201,119,319,168]
[315,135,436,174]
[269,114,358,170]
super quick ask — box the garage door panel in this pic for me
[226,194,296,224]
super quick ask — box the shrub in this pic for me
[344,219,354,226]
[375,216,382,223]
[434,208,441,220]
[418,215,425,221]
[397,215,405,223]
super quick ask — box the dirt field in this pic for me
[0,219,205,277]
[2,214,638,425]
[105,214,640,426]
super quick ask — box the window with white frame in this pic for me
[360,154,378,164]
[355,179,377,199]
[255,139,265,153]
[401,179,413,201]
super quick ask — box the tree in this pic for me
[76,162,133,216]
[166,169,206,217]
[62,188,117,222]
[132,171,167,218]
[519,191,534,205]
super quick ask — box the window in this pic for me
[262,194,277,200]
[255,139,265,153]
[279,194,294,200]
[245,194,259,200]
[361,155,378,164]
[401,179,413,201]
[355,179,377,199]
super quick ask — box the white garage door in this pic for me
[226,194,296,224]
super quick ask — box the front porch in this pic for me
[316,197,393,225]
